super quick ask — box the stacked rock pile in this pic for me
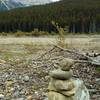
[47,58,90,100]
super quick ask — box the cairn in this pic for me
[47,58,90,100]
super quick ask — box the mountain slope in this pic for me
[0,0,100,33]
[18,0,52,6]
[0,0,24,11]
[0,0,58,11]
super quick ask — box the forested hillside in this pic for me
[0,0,100,34]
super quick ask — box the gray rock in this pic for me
[54,79,74,91]
[48,91,74,100]
[23,75,30,82]
[15,98,25,100]
[95,78,100,85]
[50,69,73,80]
[44,97,48,100]
[48,78,74,91]
[73,79,90,100]
[13,91,20,98]
[47,79,90,100]
[0,94,4,99]
[60,58,74,71]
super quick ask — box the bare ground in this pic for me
[0,36,100,100]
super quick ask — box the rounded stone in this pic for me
[23,75,30,82]
[0,94,4,99]
[60,88,76,97]
[49,69,73,80]
[48,91,74,100]
[60,58,74,71]
[27,95,33,100]
[48,78,74,91]
[48,79,90,99]
[48,78,57,91]
[54,79,74,91]
[6,80,14,87]
[15,98,25,100]
[0,59,6,64]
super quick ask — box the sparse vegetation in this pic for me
[52,21,67,48]
[0,36,99,100]
[0,29,50,37]
[15,30,25,37]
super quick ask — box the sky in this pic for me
[52,0,60,1]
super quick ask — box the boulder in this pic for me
[73,79,90,100]
[50,69,73,80]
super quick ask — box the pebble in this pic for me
[27,95,33,100]
[0,94,4,99]
[95,78,100,84]
[6,80,14,86]
[15,98,25,100]
[13,91,20,98]
[23,76,30,82]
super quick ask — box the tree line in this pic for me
[0,0,100,34]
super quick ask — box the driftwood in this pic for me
[54,45,100,66]
[35,45,100,66]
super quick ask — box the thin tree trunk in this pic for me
[89,21,92,33]
[72,23,75,33]
[92,19,96,33]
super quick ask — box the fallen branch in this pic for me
[36,46,56,60]
[54,45,100,66]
